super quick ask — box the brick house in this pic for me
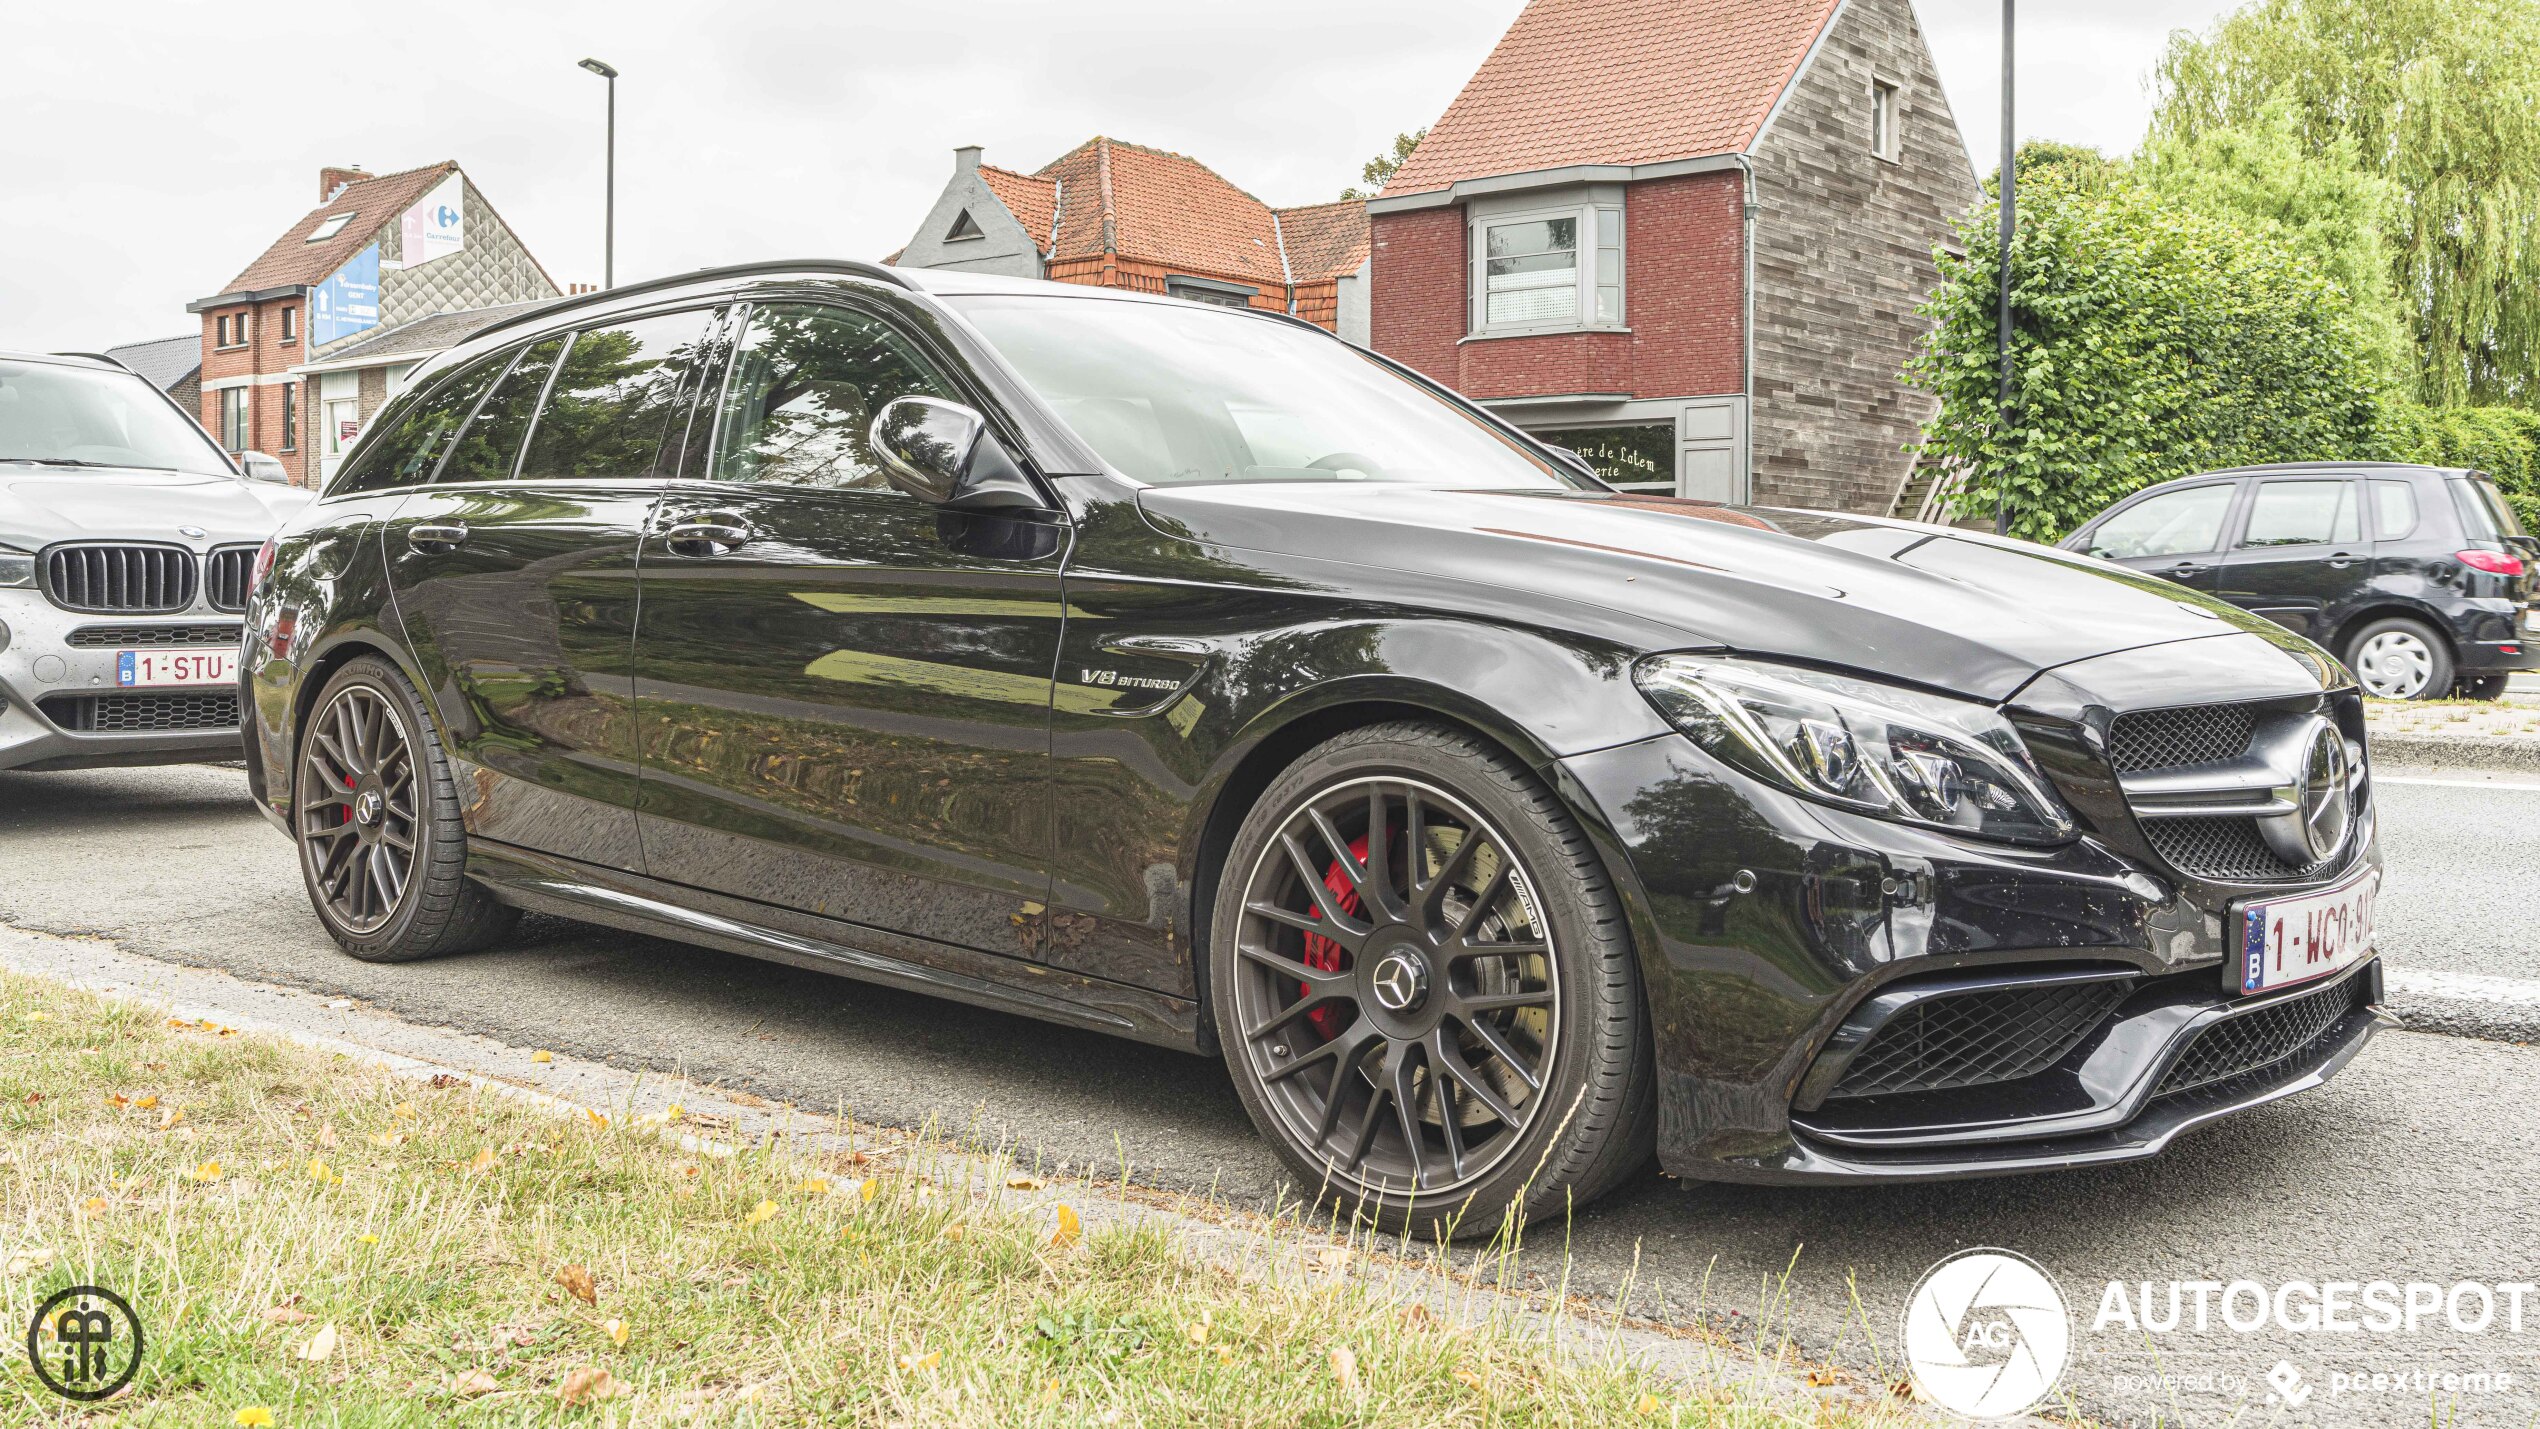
[187,162,559,486]
[1370,0,1978,510]
[893,140,1373,344]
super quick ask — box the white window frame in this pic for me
[1869,76,1903,164]
[1468,200,1624,339]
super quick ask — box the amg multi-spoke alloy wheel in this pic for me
[294,657,516,961]
[1212,723,1652,1236]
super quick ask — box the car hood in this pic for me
[0,467,313,552]
[1137,484,2304,702]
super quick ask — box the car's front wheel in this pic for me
[293,655,517,961]
[1210,723,1652,1238]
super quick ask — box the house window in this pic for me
[280,307,297,343]
[280,383,298,452]
[307,213,353,242]
[1870,79,1901,162]
[219,389,248,451]
[945,209,985,242]
[215,316,231,347]
[1471,203,1623,335]
[1165,276,1258,309]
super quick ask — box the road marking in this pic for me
[2386,965,2540,1008]
[2377,774,2540,792]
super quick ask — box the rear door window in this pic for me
[436,338,564,485]
[2086,484,2234,559]
[519,309,716,482]
[328,349,510,495]
[2237,479,2361,547]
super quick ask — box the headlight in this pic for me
[0,546,30,589]
[1634,655,2075,844]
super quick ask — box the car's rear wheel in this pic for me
[1210,723,1651,1238]
[294,656,516,961]
[2345,617,2452,701]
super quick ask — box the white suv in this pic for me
[0,352,311,771]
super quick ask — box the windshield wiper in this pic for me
[0,457,179,471]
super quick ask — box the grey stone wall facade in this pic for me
[1748,0,1979,514]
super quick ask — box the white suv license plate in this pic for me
[2237,869,2377,995]
[115,649,238,689]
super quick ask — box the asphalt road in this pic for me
[4,762,2536,1427]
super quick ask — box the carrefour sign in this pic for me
[311,244,381,346]
[401,174,464,267]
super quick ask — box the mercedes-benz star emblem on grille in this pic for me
[2257,717,2351,866]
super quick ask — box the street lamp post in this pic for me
[578,58,618,289]
[1992,0,2017,536]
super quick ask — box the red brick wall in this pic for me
[198,294,318,486]
[1370,171,1746,401]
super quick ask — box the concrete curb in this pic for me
[2368,731,2540,772]
[2386,967,2540,1046]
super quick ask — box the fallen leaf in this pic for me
[1006,1174,1044,1191]
[1049,1204,1081,1248]
[393,1101,418,1118]
[8,1248,57,1276]
[557,1365,618,1405]
[427,1074,461,1090]
[745,1200,780,1226]
[22,1092,41,1105]
[261,1305,312,1326]
[796,1177,830,1196]
[296,1322,338,1362]
[585,1108,608,1129]
[897,1350,941,1373]
[555,1263,598,1305]
[159,1107,184,1130]
[1330,1344,1360,1395]
[368,1132,404,1149]
[1185,1310,1212,1345]
[938,1222,966,1242]
[190,1160,222,1182]
[134,1095,159,1110]
[451,1368,499,1397]
[531,1050,553,1064]
[1806,1366,1838,1387]
[1216,1343,1235,1364]
[306,1157,331,1182]
[605,1317,628,1348]
[1637,1392,1665,1415]
[1401,1303,1433,1328]
[1316,1246,1352,1273]
[233,1409,274,1428]
[315,1124,339,1149]
[857,1177,880,1203]
[664,1103,684,1121]
[106,1093,129,1107]
[464,1147,498,1175]
[81,1197,108,1216]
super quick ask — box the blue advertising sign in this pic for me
[311,244,381,346]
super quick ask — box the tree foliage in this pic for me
[1908,169,2387,541]
[2152,0,2540,404]
[1340,130,1426,201]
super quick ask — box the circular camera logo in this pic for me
[1903,1249,2069,1419]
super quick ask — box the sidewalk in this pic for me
[2366,692,2540,771]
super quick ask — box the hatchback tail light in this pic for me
[2458,549,2525,576]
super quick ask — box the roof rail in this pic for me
[51,351,132,371]
[464,259,910,346]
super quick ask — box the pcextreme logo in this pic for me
[1903,1249,2072,1418]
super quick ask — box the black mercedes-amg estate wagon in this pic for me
[242,261,2385,1233]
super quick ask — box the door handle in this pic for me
[405,522,470,552]
[2166,562,2207,578]
[2326,552,2359,568]
[663,518,755,557]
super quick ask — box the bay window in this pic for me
[1471,200,1623,336]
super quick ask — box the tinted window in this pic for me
[2452,475,2528,540]
[2087,484,2233,559]
[436,339,564,485]
[2239,480,2360,547]
[710,302,951,489]
[2371,480,2420,541]
[518,309,713,481]
[329,350,509,495]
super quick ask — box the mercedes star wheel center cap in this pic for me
[354,790,384,828]
[1370,950,1429,1013]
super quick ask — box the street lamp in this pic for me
[578,57,618,289]
[1993,0,2017,536]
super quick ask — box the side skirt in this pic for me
[463,841,1204,1053]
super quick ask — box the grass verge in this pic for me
[0,970,1871,1426]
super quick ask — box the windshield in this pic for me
[952,295,1581,490]
[0,359,235,477]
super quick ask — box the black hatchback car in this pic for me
[2064,462,2540,700]
[243,262,2384,1233]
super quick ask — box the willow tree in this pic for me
[2151,0,2540,405]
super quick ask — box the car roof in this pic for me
[2156,460,2470,483]
[3,350,128,373]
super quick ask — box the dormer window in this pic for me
[307,213,354,242]
[945,209,985,242]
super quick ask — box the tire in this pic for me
[292,655,518,961]
[1209,722,1653,1239]
[2344,616,2453,701]
[2457,674,2509,701]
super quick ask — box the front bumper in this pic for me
[1554,729,2385,1185]
[0,590,249,772]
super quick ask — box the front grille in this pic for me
[2142,816,2327,883]
[2108,702,2256,773]
[65,623,243,649]
[2155,974,2364,1097]
[204,548,256,612]
[1826,980,2132,1100]
[39,691,240,733]
[42,544,197,614]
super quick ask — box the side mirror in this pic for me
[870,397,1045,512]
[239,451,291,484]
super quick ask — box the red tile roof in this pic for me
[1276,199,1374,281]
[207,161,459,297]
[977,164,1059,250]
[1381,0,1842,197]
[983,138,1368,286]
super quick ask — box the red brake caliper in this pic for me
[1299,835,1367,1040]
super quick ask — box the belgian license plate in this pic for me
[2236,870,2377,995]
[115,649,238,688]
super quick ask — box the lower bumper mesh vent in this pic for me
[2155,975,2363,1097]
[40,691,241,733]
[1827,980,2131,1100]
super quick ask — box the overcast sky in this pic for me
[6,0,2240,354]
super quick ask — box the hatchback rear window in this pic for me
[2450,475,2528,540]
